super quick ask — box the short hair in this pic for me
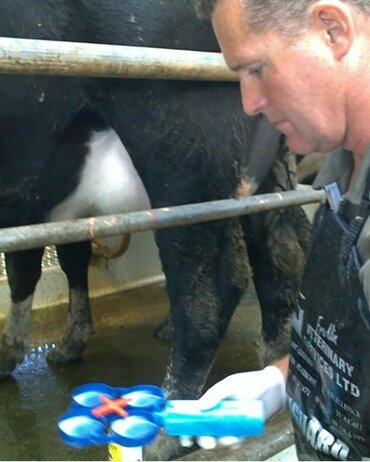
[193,0,370,35]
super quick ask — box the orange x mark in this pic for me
[92,395,131,418]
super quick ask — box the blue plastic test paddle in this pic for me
[58,383,264,448]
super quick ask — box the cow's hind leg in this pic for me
[145,219,250,460]
[243,147,312,365]
[0,248,44,378]
[47,241,94,362]
[161,219,250,398]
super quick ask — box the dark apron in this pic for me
[287,180,370,461]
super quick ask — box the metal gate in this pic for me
[0,37,325,255]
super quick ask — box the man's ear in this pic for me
[311,0,354,60]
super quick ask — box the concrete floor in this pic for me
[0,283,293,461]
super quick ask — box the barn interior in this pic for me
[0,224,305,461]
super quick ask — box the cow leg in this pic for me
[47,241,94,362]
[0,248,44,378]
[146,219,250,460]
[162,220,250,398]
[243,147,311,365]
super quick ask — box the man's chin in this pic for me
[285,136,319,156]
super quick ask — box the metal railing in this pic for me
[0,37,237,81]
[0,189,325,253]
[0,37,325,254]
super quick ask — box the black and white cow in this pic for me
[0,0,311,458]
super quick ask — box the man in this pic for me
[190,0,370,459]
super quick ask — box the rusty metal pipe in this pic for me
[0,37,237,81]
[0,189,325,253]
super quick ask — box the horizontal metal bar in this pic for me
[0,189,325,253]
[0,37,237,81]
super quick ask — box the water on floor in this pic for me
[0,283,263,461]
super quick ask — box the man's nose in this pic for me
[240,78,268,116]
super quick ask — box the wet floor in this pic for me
[0,283,263,461]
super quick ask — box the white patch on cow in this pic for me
[48,129,150,222]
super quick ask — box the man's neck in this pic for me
[343,28,370,173]
[344,93,370,182]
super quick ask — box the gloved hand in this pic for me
[180,366,286,450]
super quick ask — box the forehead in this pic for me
[212,0,249,48]
[212,0,285,68]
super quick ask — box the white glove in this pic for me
[199,366,286,418]
[179,366,286,450]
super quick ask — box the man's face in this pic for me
[212,0,347,155]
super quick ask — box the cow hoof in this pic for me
[46,335,87,363]
[145,433,192,461]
